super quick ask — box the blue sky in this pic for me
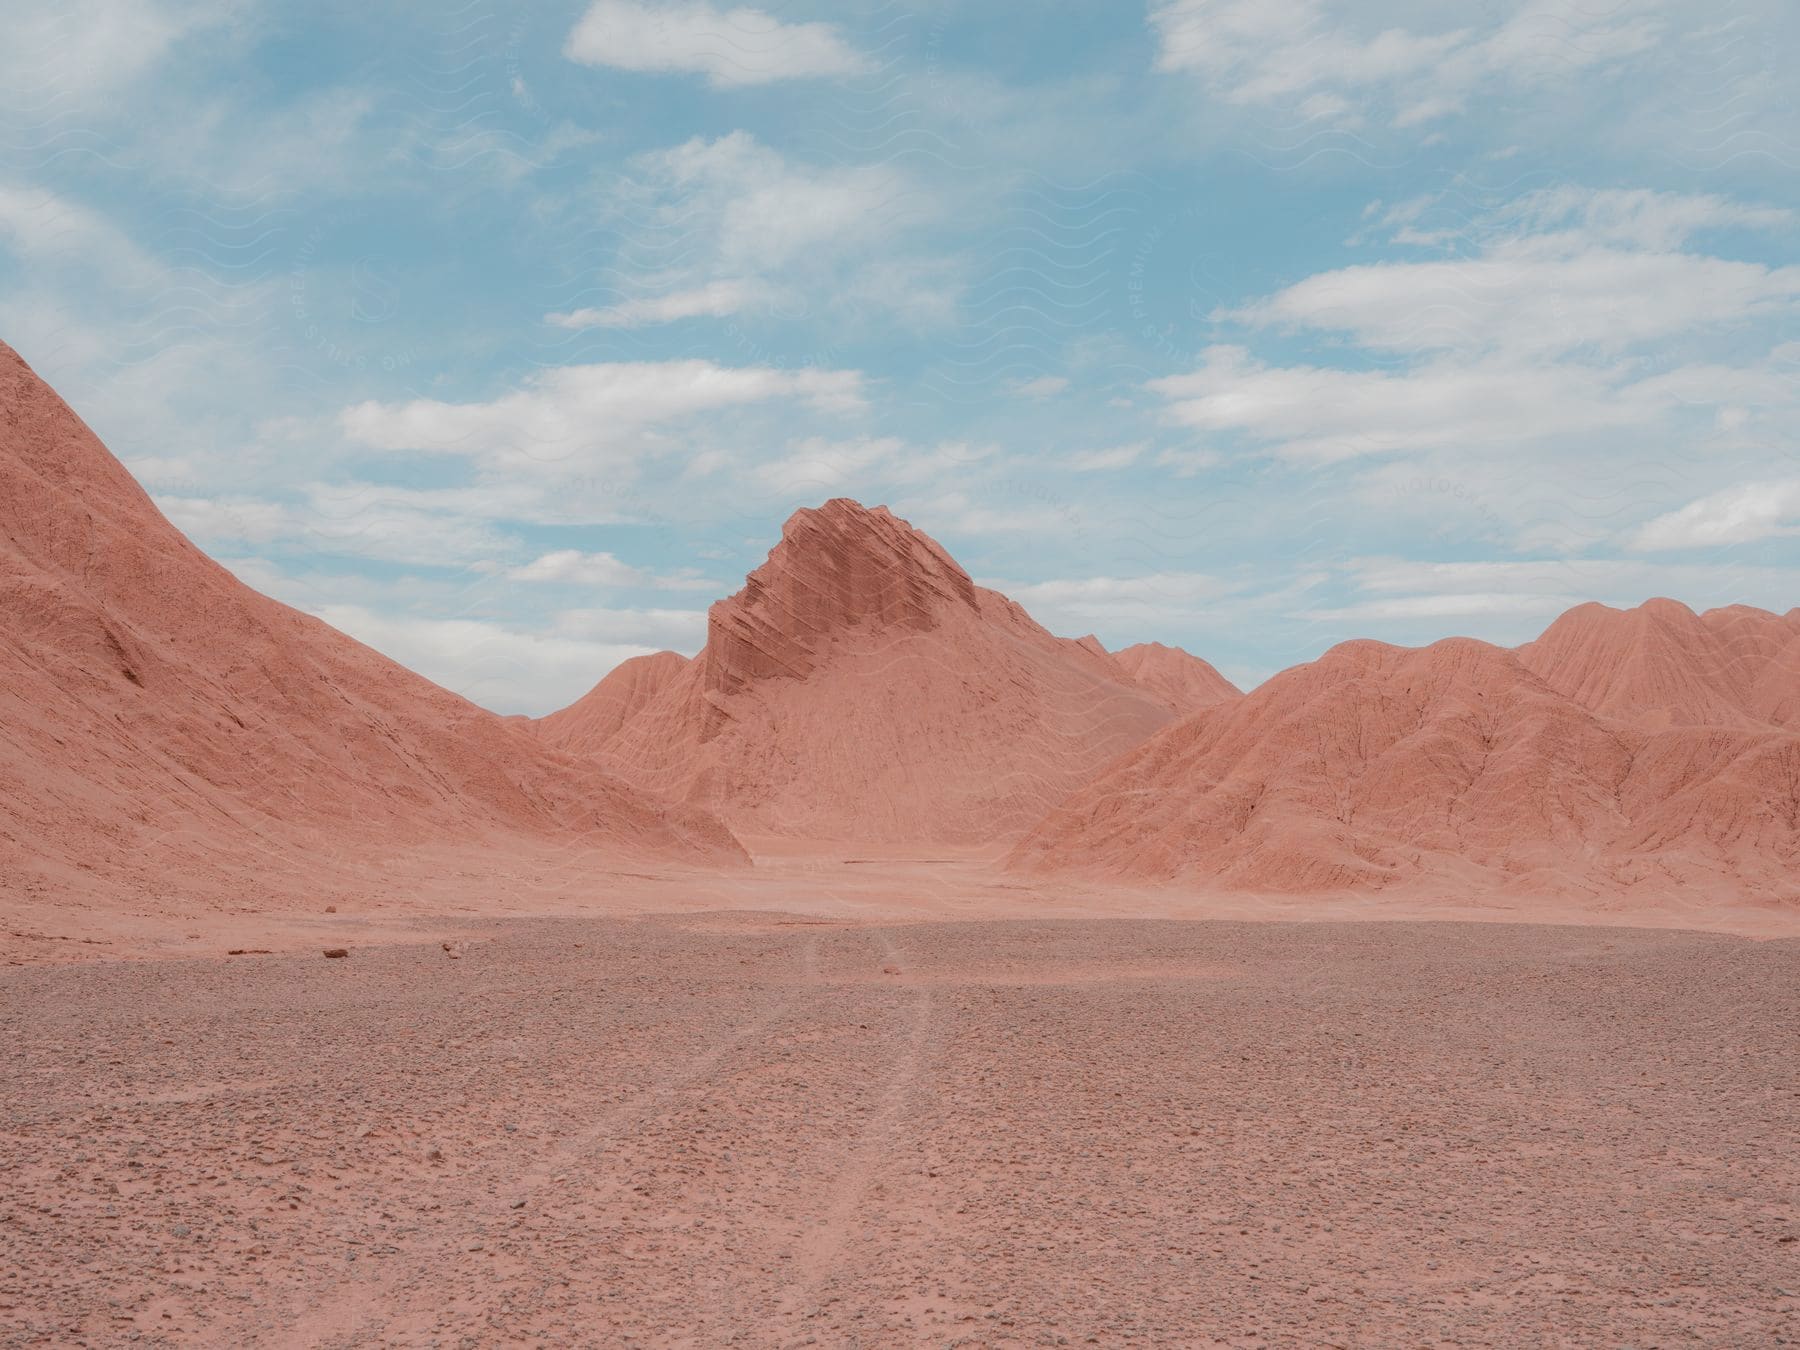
[2,0,1797,712]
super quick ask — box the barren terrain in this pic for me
[4,899,1797,1347]
[6,325,1800,1348]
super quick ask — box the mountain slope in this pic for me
[538,499,1181,844]
[0,341,744,914]
[1517,598,1800,730]
[1110,641,1241,714]
[1008,633,1800,899]
[537,650,691,757]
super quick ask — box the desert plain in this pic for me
[5,869,1799,1347]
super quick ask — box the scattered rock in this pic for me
[322,948,349,959]
[882,964,901,976]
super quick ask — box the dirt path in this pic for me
[776,928,940,1319]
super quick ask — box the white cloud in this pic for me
[995,571,1233,606]
[158,495,294,547]
[0,181,168,288]
[1303,557,1800,631]
[156,476,728,574]
[1159,186,1800,478]
[1295,592,1578,624]
[837,257,962,329]
[1500,187,1792,252]
[168,86,387,199]
[978,571,1238,632]
[226,560,712,715]
[154,487,523,569]
[564,0,871,87]
[574,131,946,330]
[750,438,994,501]
[1373,187,1795,254]
[0,0,215,107]
[1148,0,1663,129]
[123,454,205,488]
[309,603,668,716]
[550,606,709,649]
[509,549,718,591]
[898,491,1080,539]
[1348,559,1633,596]
[1628,480,1800,550]
[340,359,865,475]
[641,131,919,272]
[1230,250,1800,360]
[228,524,735,720]
[1229,191,1800,359]
[296,484,527,566]
[546,279,774,330]
[1148,346,1649,463]
[1068,443,1144,472]
[1010,375,1069,399]
[0,185,291,489]
[1154,447,1220,477]
[752,436,905,496]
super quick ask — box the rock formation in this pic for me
[539,500,1186,844]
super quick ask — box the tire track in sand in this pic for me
[775,925,937,1319]
[274,931,825,1348]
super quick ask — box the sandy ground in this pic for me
[3,905,1797,1347]
[8,839,1798,972]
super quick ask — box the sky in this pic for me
[2,0,1797,713]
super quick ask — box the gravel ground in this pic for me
[2,915,1796,1347]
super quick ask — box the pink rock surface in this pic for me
[0,340,745,925]
[1518,596,1800,730]
[539,499,1178,844]
[1009,631,1800,900]
[1109,639,1243,714]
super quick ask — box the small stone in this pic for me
[323,948,349,959]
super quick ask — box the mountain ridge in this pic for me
[1009,622,1800,898]
[0,340,746,917]
[537,498,1203,844]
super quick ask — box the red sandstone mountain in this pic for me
[1009,629,1800,898]
[538,499,1184,844]
[1109,641,1241,714]
[0,342,743,913]
[1519,598,1800,729]
[13,332,1792,912]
